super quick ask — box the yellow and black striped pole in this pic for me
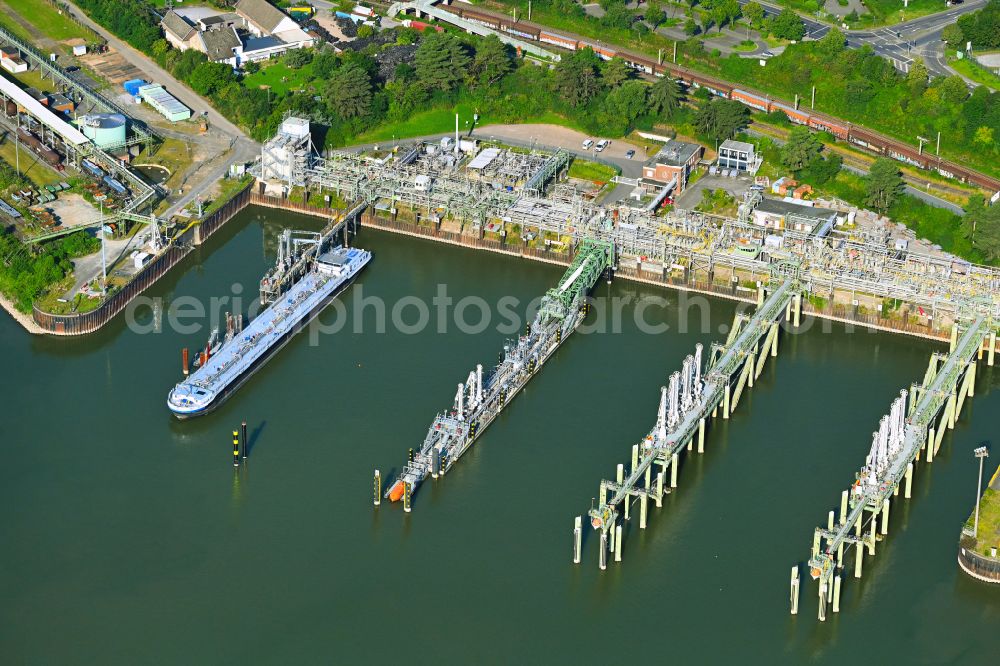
[373,469,381,507]
[241,421,248,460]
[403,481,411,513]
[232,430,239,468]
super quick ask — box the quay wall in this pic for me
[26,190,957,342]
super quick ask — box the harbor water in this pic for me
[2,207,999,663]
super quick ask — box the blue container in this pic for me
[123,79,147,97]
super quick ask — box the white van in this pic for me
[582,139,594,150]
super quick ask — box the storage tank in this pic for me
[79,113,127,149]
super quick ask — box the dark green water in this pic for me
[2,207,999,664]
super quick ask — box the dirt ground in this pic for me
[47,192,99,228]
[77,47,144,85]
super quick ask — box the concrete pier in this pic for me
[790,566,800,615]
[573,516,582,564]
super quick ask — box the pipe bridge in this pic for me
[796,315,994,620]
[577,277,799,568]
[379,240,613,511]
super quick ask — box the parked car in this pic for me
[582,139,594,150]
[625,149,636,159]
[595,139,610,152]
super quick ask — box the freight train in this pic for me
[16,127,63,170]
[437,4,1000,193]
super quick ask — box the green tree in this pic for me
[601,57,632,88]
[554,48,601,107]
[325,64,373,119]
[941,23,964,49]
[816,28,845,57]
[769,9,805,41]
[906,58,929,96]
[189,62,233,96]
[781,126,823,172]
[312,49,339,79]
[742,1,764,27]
[695,98,749,142]
[415,32,469,93]
[285,48,313,69]
[940,75,969,104]
[973,126,995,149]
[471,35,513,86]
[962,195,1000,260]
[605,80,647,122]
[684,18,700,35]
[864,158,904,214]
[648,75,682,118]
[647,7,667,27]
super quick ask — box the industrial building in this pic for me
[641,140,702,195]
[750,198,836,237]
[137,84,191,122]
[0,74,89,165]
[716,139,757,173]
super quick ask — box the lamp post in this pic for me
[973,445,989,539]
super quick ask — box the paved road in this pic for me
[739,0,986,77]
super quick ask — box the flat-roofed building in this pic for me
[641,139,702,194]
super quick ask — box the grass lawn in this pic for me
[351,101,583,146]
[568,158,618,183]
[965,477,1000,556]
[242,61,317,96]
[2,0,91,41]
[948,56,1000,90]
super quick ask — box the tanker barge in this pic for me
[168,246,371,418]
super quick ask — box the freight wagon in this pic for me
[428,4,1000,193]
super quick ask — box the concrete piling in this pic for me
[818,582,827,622]
[573,516,582,564]
[614,525,623,562]
[828,511,835,531]
[599,531,607,570]
[790,566,800,615]
[840,490,848,525]
[950,323,958,352]
[855,543,863,578]
[832,575,842,613]
[670,453,679,488]
[868,514,877,555]
[771,322,779,357]
[968,360,976,398]
[616,463,624,484]
[373,469,381,506]
[655,471,664,507]
[697,417,705,453]
[639,493,648,529]
[904,462,913,499]
[631,444,639,472]
[793,293,802,328]
[927,427,936,463]
[989,331,996,366]
[881,498,890,535]
[723,383,731,419]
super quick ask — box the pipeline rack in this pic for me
[577,276,799,567]
[794,315,994,619]
[378,239,614,511]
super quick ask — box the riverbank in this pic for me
[958,462,1000,583]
